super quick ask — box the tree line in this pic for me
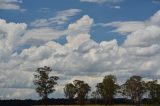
[33,66,160,106]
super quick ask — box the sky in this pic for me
[0,0,160,99]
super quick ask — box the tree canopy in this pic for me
[33,66,59,101]
[96,75,118,105]
[122,75,146,105]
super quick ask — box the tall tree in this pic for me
[146,80,160,104]
[91,90,101,104]
[33,66,59,106]
[73,80,91,105]
[96,75,118,105]
[122,75,146,106]
[64,83,76,102]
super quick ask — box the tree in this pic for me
[64,80,90,105]
[33,66,59,106]
[122,75,146,106]
[96,75,118,105]
[146,80,160,104]
[73,80,91,105]
[91,90,101,104]
[64,83,76,102]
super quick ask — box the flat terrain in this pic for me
[34,105,160,106]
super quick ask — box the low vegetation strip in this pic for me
[35,104,159,106]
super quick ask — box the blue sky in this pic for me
[1,0,159,22]
[1,0,160,45]
[1,0,160,99]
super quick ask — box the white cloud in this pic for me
[80,0,123,4]
[80,0,107,3]
[31,9,81,27]
[1,10,160,99]
[22,27,65,45]
[0,0,23,10]
[152,0,160,4]
[110,5,121,9]
[66,15,93,49]
[103,10,160,78]
[99,11,160,35]
[99,21,146,35]
[23,9,81,45]
[52,9,81,25]
[0,19,27,62]
[123,25,160,47]
[150,10,160,25]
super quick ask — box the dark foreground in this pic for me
[0,98,159,106]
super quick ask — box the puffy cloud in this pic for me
[0,19,27,62]
[67,15,93,35]
[66,15,93,49]
[1,10,160,99]
[104,10,160,78]
[150,10,160,25]
[27,9,81,45]
[123,25,160,47]
[126,44,160,56]
[22,27,65,45]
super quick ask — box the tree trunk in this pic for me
[104,97,108,106]
[43,94,48,106]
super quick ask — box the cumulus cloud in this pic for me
[22,27,66,45]
[23,9,81,45]
[123,25,160,47]
[66,15,93,49]
[1,10,160,99]
[104,10,160,78]
[27,9,81,45]
[0,19,27,62]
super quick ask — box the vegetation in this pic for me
[121,76,146,106]
[33,66,160,106]
[64,80,91,105]
[74,80,91,105]
[146,80,160,104]
[96,75,118,105]
[64,83,76,103]
[91,90,101,104]
[33,66,59,106]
